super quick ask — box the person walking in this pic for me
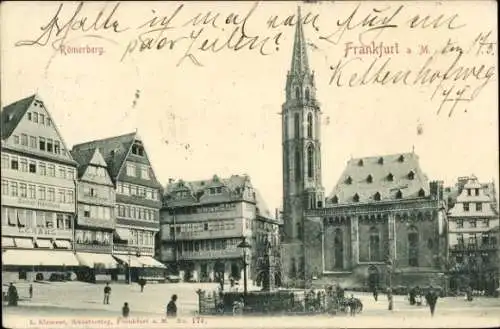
[7,283,19,306]
[387,288,393,311]
[166,294,178,318]
[139,279,146,293]
[29,284,33,299]
[425,286,438,317]
[103,283,111,305]
[122,302,130,317]
[372,287,378,302]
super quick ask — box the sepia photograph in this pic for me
[1,1,499,328]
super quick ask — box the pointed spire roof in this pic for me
[290,6,310,74]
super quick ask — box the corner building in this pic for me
[71,132,165,282]
[160,175,278,283]
[1,95,78,282]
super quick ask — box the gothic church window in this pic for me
[305,88,310,101]
[295,87,300,99]
[369,227,381,261]
[295,149,301,181]
[334,228,344,269]
[307,145,314,178]
[294,113,300,138]
[307,113,313,138]
[408,226,419,266]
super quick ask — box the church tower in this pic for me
[281,7,324,284]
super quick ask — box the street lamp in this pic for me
[237,237,251,299]
[128,247,141,284]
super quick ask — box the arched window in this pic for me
[369,227,380,261]
[307,113,313,138]
[305,88,310,101]
[295,149,301,181]
[334,228,344,269]
[294,113,300,138]
[307,145,314,178]
[295,87,300,100]
[408,226,419,266]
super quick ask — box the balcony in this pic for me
[177,248,243,261]
[74,243,113,253]
[2,225,73,239]
[77,217,114,229]
[112,244,154,256]
[450,243,498,252]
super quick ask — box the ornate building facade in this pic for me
[70,146,118,282]
[1,95,79,282]
[160,175,280,284]
[71,132,165,282]
[280,11,448,288]
[447,176,499,293]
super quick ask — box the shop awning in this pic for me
[2,249,79,266]
[76,252,118,269]
[138,256,166,268]
[2,237,15,248]
[35,239,53,248]
[113,254,143,267]
[53,240,72,249]
[15,238,34,249]
[113,228,130,241]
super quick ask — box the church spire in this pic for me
[290,6,310,74]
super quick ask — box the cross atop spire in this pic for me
[290,6,310,74]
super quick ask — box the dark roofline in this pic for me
[71,131,137,149]
[348,152,417,163]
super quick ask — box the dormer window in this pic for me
[408,170,415,180]
[332,195,338,204]
[387,173,394,181]
[418,189,425,197]
[131,142,144,156]
[398,155,405,162]
[345,176,352,184]
[212,175,219,182]
[366,174,373,183]
[353,193,360,202]
[396,190,403,199]
[358,159,364,166]
[374,192,381,201]
[378,157,384,165]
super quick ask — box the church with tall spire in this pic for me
[280,7,325,286]
[280,7,448,289]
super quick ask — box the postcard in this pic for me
[1,1,499,328]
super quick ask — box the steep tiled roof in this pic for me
[326,152,430,205]
[449,176,499,217]
[1,95,36,140]
[71,132,136,180]
[165,174,273,219]
[70,147,99,178]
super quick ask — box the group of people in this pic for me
[101,283,178,318]
[4,283,34,306]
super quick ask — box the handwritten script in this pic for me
[14,1,496,116]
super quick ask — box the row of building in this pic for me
[1,95,281,285]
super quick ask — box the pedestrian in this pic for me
[122,302,130,317]
[425,286,438,317]
[166,294,178,318]
[409,287,415,305]
[29,284,33,299]
[7,283,19,306]
[103,282,111,305]
[372,286,378,301]
[139,278,146,293]
[387,288,393,311]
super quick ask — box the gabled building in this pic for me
[304,153,448,289]
[70,146,118,282]
[447,175,499,293]
[71,132,165,282]
[1,94,79,282]
[160,174,280,284]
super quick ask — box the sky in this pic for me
[1,1,498,213]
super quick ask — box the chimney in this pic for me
[457,176,469,194]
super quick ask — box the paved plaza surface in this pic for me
[3,281,500,328]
